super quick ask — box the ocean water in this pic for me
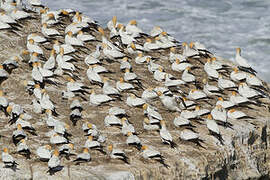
[42,0,270,82]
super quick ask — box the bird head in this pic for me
[67,143,74,149]
[103,77,109,82]
[216,104,222,109]
[122,57,128,62]
[6,106,12,115]
[170,47,175,53]
[34,84,40,89]
[207,58,211,63]
[98,27,105,36]
[155,36,160,41]
[0,90,3,97]
[17,124,22,130]
[53,149,59,157]
[22,49,30,55]
[50,49,55,56]
[53,40,59,45]
[182,42,188,47]
[87,123,93,129]
[160,120,166,126]
[127,132,133,137]
[138,53,143,57]
[20,139,25,144]
[112,16,117,27]
[67,76,75,83]
[83,148,89,153]
[61,10,69,15]
[143,117,150,124]
[129,20,137,25]
[236,48,241,55]
[130,42,136,50]
[161,31,167,36]
[191,89,196,93]
[119,77,124,83]
[175,58,180,64]
[185,66,191,71]
[45,145,52,150]
[189,42,194,48]
[60,47,64,55]
[117,23,124,30]
[207,114,213,120]
[211,57,217,61]
[228,109,236,113]
[141,145,148,150]
[40,9,46,14]
[121,117,127,124]
[0,65,3,70]
[202,79,207,84]
[142,103,148,110]
[231,91,237,96]
[88,136,93,141]
[157,91,163,96]
[233,67,238,73]
[90,89,95,94]
[146,57,151,63]
[195,106,200,111]
[218,97,223,101]
[65,124,70,129]
[67,31,73,37]
[107,145,113,151]
[47,13,55,20]
[125,68,130,73]
[42,23,48,28]
[158,67,163,72]
[28,39,35,44]
[45,109,52,115]
[146,38,152,43]
[3,148,8,153]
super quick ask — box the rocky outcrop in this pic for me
[1,4,270,180]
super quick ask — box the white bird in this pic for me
[36,145,52,161]
[116,77,135,92]
[216,97,235,109]
[126,94,145,107]
[204,59,219,80]
[235,48,256,74]
[171,59,192,72]
[107,145,129,164]
[121,118,135,136]
[238,83,261,99]
[126,132,142,150]
[153,67,166,82]
[143,103,162,121]
[141,145,169,168]
[107,16,118,31]
[206,115,224,145]
[157,91,181,112]
[12,124,26,145]
[160,120,177,148]
[246,74,265,89]
[188,89,208,100]
[104,114,121,127]
[211,105,229,127]
[147,58,162,73]
[42,23,60,37]
[120,57,132,71]
[50,133,68,144]
[173,115,193,128]
[89,90,113,106]
[102,78,121,99]
[169,47,186,63]
[48,149,62,175]
[202,79,222,96]
[17,139,31,159]
[27,33,47,43]
[182,42,199,58]
[77,30,95,42]
[227,109,252,119]
[141,88,158,102]
[2,148,18,169]
[150,26,163,37]
[218,75,237,90]
[143,117,160,131]
[108,107,127,118]
[182,67,196,83]
[73,148,91,164]
[194,106,210,117]
[44,49,56,70]
[179,129,203,147]
[126,20,143,37]
[230,67,246,82]
[65,31,84,46]
[27,39,43,55]
[84,136,106,154]
[10,9,30,20]
[87,66,103,86]
[0,90,9,115]
[229,91,254,106]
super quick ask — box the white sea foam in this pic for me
[42,0,270,82]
